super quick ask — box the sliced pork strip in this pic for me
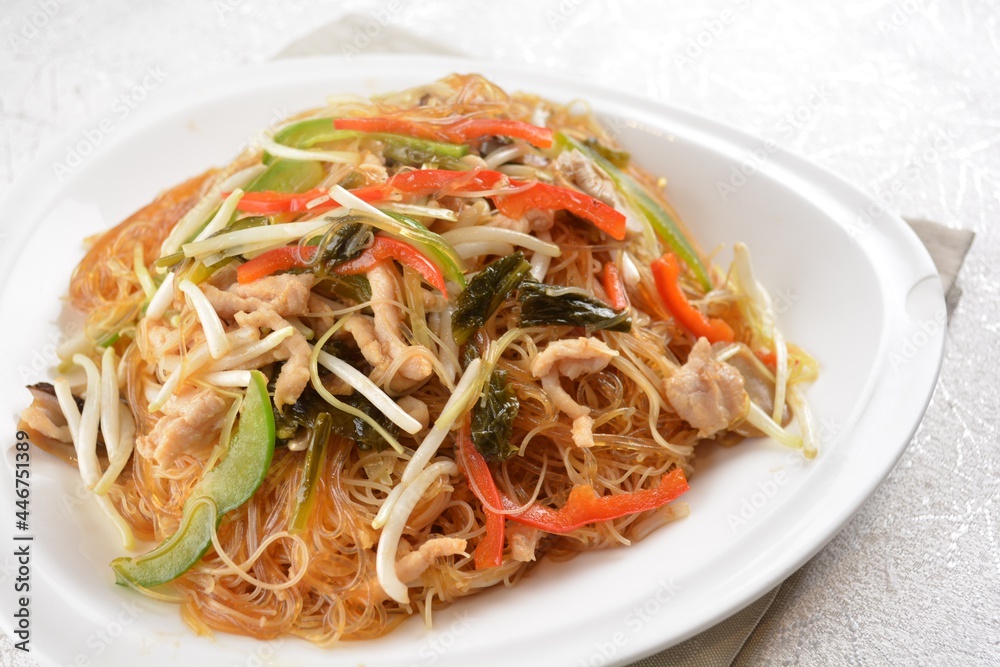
[664,337,748,438]
[233,309,311,411]
[136,386,229,468]
[531,337,618,448]
[203,273,314,319]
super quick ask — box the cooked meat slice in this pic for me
[490,208,554,234]
[397,395,430,431]
[570,413,598,448]
[136,386,229,468]
[202,273,314,319]
[539,373,589,421]
[206,263,238,290]
[145,322,177,355]
[342,314,387,369]
[489,213,530,234]
[531,337,618,447]
[200,275,315,410]
[358,151,389,183]
[321,373,354,397]
[354,262,434,391]
[554,149,641,236]
[555,149,620,206]
[508,524,542,563]
[230,273,315,312]
[664,338,749,438]
[17,384,86,465]
[21,383,73,443]
[531,336,618,380]
[395,537,468,584]
[233,309,311,411]
[306,293,339,336]
[720,343,790,437]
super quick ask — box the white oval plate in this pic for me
[0,56,944,667]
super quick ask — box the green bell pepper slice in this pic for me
[110,370,276,588]
[382,211,468,289]
[247,158,325,194]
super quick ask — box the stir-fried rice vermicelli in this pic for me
[17,74,817,643]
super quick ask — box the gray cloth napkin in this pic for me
[276,22,975,666]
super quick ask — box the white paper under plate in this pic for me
[0,55,944,667]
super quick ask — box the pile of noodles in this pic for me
[53,74,805,643]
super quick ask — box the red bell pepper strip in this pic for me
[392,169,627,240]
[237,245,318,284]
[389,168,511,196]
[499,468,689,534]
[495,182,627,241]
[602,262,629,311]
[334,236,448,294]
[334,116,553,149]
[651,253,735,343]
[237,236,446,293]
[446,118,553,149]
[230,184,391,215]
[456,418,505,570]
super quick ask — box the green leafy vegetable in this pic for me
[452,252,532,346]
[518,281,631,332]
[274,385,327,440]
[329,392,400,451]
[274,386,398,452]
[471,369,520,463]
[312,221,373,270]
[315,274,372,306]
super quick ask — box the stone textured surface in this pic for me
[1,1,997,665]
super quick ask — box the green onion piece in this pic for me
[584,137,630,168]
[316,274,371,305]
[381,135,469,170]
[557,132,711,291]
[289,412,331,534]
[154,251,184,270]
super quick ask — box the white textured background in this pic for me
[1,1,997,665]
